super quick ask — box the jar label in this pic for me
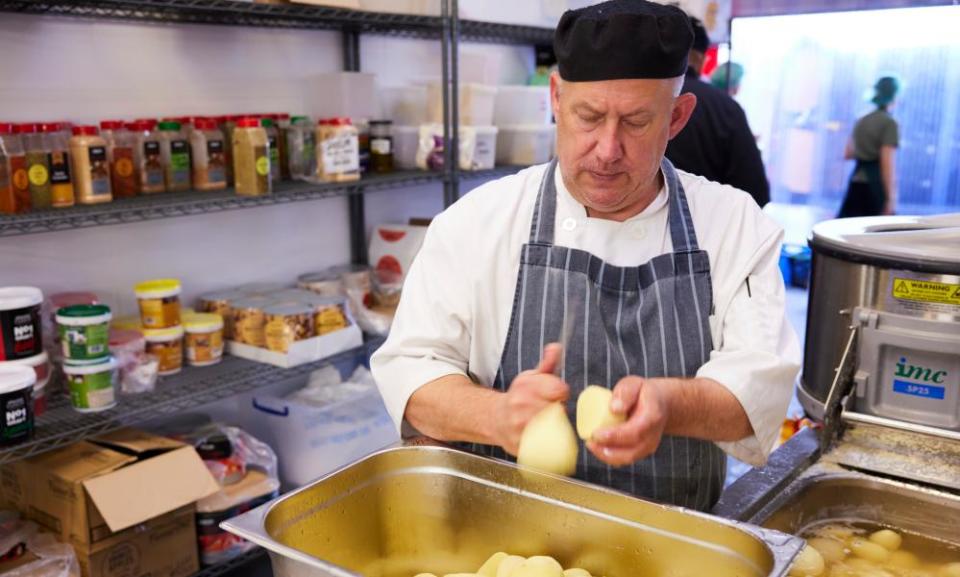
[169,140,191,186]
[59,321,110,360]
[68,371,116,410]
[9,156,31,210]
[371,137,392,155]
[28,163,49,187]
[255,156,270,177]
[322,134,360,175]
[0,303,41,360]
[0,386,32,444]
[48,150,72,185]
[138,296,181,328]
[146,338,183,374]
[88,146,112,197]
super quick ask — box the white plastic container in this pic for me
[494,86,552,126]
[496,124,556,166]
[359,0,439,15]
[393,125,421,170]
[415,124,498,171]
[63,357,118,413]
[143,325,185,376]
[427,82,497,126]
[378,85,429,126]
[246,387,399,487]
[305,72,377,121]
[0,364,35,445]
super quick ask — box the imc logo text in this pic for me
[895,357,947,384]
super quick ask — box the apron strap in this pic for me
[529,157,702,253]
[662,157,701,253]
[529,158,560,245]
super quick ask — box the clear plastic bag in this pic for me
[0,513,81,577]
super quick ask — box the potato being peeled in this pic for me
[496,556,526,577]
[517,403,579,476]
[478,553,510,577]
[576,386,625,441]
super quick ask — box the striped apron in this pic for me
[472,158,726,511]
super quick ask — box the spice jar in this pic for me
[229,296,271,347]
[143,326,184,376]
[41,123,76,208]
[134,279,182,329]
[264,304,314,353]
[315,118,360,183]
[158,121,191,192]
[260,117,281,185]
[100,120,138,198]
[369,120,394,173]
[190,118,228,191]
[286,116,316,180]
[69,126,113,205]
[219,115,237,187]
[274,113,292,181]
[184,313,224,367]
[232,117,271,197]
[0,123,30,214]
[18,124,52,209]
[131,121,165,194]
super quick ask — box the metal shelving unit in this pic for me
[459,19,554,45]
[193,548,269,577]
[0,0,444,36]
[0,171,443,237]
[0,337,384,465]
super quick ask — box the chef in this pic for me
[371,0,800,511]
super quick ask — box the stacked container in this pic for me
[135,279,185,377]
[494,86,556,166]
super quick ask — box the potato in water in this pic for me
[415,553,603,577]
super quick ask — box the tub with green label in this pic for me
[64,357,117,412]
[57,304,112,362]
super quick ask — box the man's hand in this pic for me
[492,343,570,456]
[586,376,669,466]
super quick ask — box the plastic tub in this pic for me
[184,313,224,367]
[263,304,314,353]
[143,325,184,376]
[428,82,498,126]
[494,86,552,126]
[379,86,429,126]
[0,287,43,361]
[230,297,272,347]
[460,125,498,171]
[56,304,112,362]
[392,125,421,170]
[64,356,117,413]
[0,364,35,445]
[4,350,51,392]
[496,124,556,166]
[135,279,182,329]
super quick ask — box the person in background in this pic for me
[838,77,900,217]
[666,17,770,207]
[711,62,744,97]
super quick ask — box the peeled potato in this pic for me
[511,556,565,577]
[940,563,960,577]
[789,545,826,576]
[575,386,625,440]
[496,555,526,577]
[517,403,579,476]
[478,553,510,577]
[564,569,593,577]
[888,550,920,569]
[808,538,848,564]
[850,538,890,564]
[868,529,902,551]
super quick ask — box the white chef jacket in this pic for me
[371,163,801,466]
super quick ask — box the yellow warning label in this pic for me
[892,277,960,306]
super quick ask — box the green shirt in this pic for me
[852,109,899,182]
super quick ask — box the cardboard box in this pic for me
[1,429,220,577]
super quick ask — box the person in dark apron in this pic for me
[838,77,900,218]
[372,0,800,514]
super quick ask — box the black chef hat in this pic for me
[689,16,710,54]
[555,0,694,82]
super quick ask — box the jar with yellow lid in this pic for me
[134,279,182,329]
[143,325,184,376]
[183,313,224,367]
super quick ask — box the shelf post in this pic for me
[342,29,368,266]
